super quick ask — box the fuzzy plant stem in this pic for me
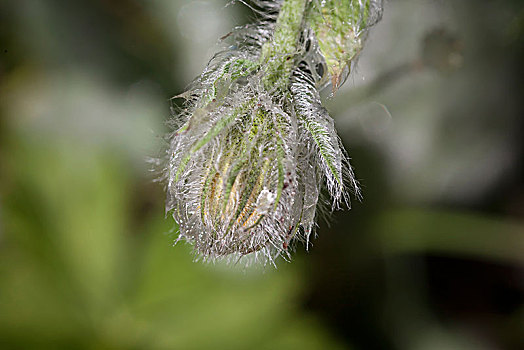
[260,0,308,90]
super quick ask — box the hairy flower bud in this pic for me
[163,0,383,265]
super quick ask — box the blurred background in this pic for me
[1,0,523,349]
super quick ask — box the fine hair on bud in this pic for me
[160,0,383,266]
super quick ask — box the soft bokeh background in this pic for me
[1,0,523,349]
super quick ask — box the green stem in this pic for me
[261,0,308,90]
